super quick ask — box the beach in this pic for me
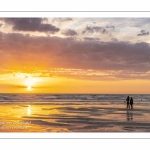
[0,95,150,132]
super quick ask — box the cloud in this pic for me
[3,18,60,33]
[53,18,73,22]
[106,25,115,29]
[84,37,100,41]
[1,31,150,80]
[137,30,149,36]
[82,26,102,34]
[82,25,114,34]
[62,29,78,36]
[102,29,107,34]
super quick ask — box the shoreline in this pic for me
[0,101,150,132]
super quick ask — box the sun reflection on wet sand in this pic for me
[27,105,31,116]
[0,102,150,132]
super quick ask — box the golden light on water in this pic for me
[27,105,31,116]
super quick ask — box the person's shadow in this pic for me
[126,111,133,121]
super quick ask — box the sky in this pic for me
[0,18,150,93]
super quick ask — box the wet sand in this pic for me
[0,101,150,132]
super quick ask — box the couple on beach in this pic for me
[126,96,133,109]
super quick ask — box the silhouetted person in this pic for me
[130,97,133,109]
[126,96,130,109]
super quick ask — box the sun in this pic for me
[24,77,39,91]
[27,85,32,90]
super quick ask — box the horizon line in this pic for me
[0,93,149,95]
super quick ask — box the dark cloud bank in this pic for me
[0,32,150,80]
[3,18,60,33]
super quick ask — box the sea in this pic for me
[0,94,149,103]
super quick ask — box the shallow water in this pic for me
[0,95,150,132]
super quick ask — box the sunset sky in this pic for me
[0,18,150,93]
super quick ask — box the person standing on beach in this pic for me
[126,96,130,109]
[130,97,133,109]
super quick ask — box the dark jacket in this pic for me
[130,98,133,105]
[126,96,130,104]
